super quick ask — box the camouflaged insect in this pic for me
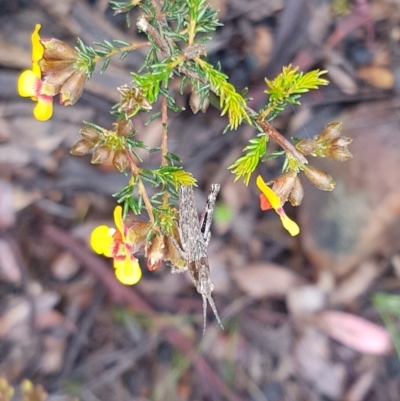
[170,184,223,333]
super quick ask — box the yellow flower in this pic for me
[256,175,300,236]
[18,24,54,121]
[18,24,88,121]
[91,206,142,285]
[18,70,54,121]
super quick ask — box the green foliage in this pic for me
[186,0,222,36]
[195,60,251,130]
[63,0,338,227]
[228,134,268,185]
[262,65,328,120]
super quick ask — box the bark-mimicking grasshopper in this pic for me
[170,184,223,333]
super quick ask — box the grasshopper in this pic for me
[171,184,223,333]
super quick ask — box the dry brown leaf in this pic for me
[0,298,30,338]
[232,262,305,299]
[39,335,67,374]
[286,285,326,316]
[296,327,345,399]
[34,310,73,332]
[51,251,80,281]
[0,180,15,229]
[358,66,394,89]
[317,311,392,355]
[344,370,376,401]
[251,26,273,68]
[0,239,21,284]
[331,261,381,305]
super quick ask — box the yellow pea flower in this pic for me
[91,206,142,285]
[256,175,300,236]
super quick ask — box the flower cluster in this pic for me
[295,122,352,161]
[17,24,88,121]
[118,84,152,117]
[70,120,134,172]
[256,123,352,235]
[90,206,185,285]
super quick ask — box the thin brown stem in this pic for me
[161,96,168,167]
[160,96,171,206]
[255,118,308,164]
[126,151,155,223]
[92,42,150,63]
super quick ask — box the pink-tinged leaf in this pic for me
[317,311,392,355]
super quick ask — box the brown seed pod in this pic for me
[304,166,335,191]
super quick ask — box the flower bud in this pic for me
[41,38,77,60]
[91,145,111,164]
[60,70,87,106]
[330,136,352,147]
[146,234,165,271]
[189,89,201,114]
[183,44,207,60]
[116,119,134,137]
[44,68,75,89]
[164,234,186,269]
[315,122,342,144]
[295,139,317,155]
[324,146,353,162]
[113,149,129,172]
[80,126,100,143]
[289,176,304,206]
[271,172,297,203]
[70,139,95,156]
[304,166,335,191]
[118,85,152,114]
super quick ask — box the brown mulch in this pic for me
[1,1,400,400]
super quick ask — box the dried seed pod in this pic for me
[146,234,165,271]
[183,44,207,60]
[304,166,335,191]
[289,176,304,206]
[116,119,134,137]
[189,89,201,114]
[295,139,317,155]
[330,136,353,147]
[41,38,78,60]
[112,149,129,172]
[80,126,100,143]
[315,121,342,144]
[60,70,86,106]
[325,146,353,162]
[271,172,297,203]
[91,145,111,164]
[70,139,95,156]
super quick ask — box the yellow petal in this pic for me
[32,63,41,78]
[31,24,44,63]
[256,175,280,210]
[18,70,40,97]
[113,206,125,241]
[33,97,53,121]
[114,256,142,285]
[90,225,114,256]
[279,213,300,236]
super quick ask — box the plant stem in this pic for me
[254,118,308,164]
[126,151,155,223]
[160,96,170,206]
[92,42,150,62]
